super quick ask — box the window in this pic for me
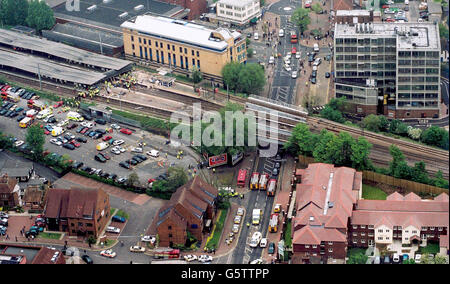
[87,223,93,227]
[184,48,187,54]
[353,233,357,237]
[421,227,427,231]
[404,237,409,240]
[378,237,383,240]
[172,45,174,51]
[167,44,170,49]
[131,35,134,41]
[385,230,390,233]
[368,225,374,229]
[438,227,443,231]
[179,47,183,52]
[312,245,317,248]
[143,39,146,45]
[361,225,366,229]
[168,226,172,230]
[361,240,366,243]
[132,44,135,50]
[378,229,383,233]
[361,233,366,236]
[192,50,194,56]
[168,234,172,238]
[430,227,435,230]
[155,42,158,48]
[328,242,333,245]
[139,38,141,44]
[197,51,199,57]
[328,248,333,252]
[353,225,358,229]
[305,245,310,248]
[412,230,417,234]
[404,230,409,233]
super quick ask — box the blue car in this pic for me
[112,215,126,223]
[44,125,53,132]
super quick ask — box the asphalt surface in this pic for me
[0,95,198,185]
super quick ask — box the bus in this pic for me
[290,31,298,44]
[267,179,277,196]
[259,173,269,191]
[151,248,180,259]
[250,172,260,190]
[237,169,247,187]
[19,117,33,128]
[268,213,279,233]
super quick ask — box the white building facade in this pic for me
[216,0,261,25]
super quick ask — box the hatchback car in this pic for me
[120,128,132,135]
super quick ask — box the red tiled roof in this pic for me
[386,192,404,201]
[434,193,449,202]
[44,188,101,219]
[31,247,65,264]
[333,0,353,10]
[0,176,17,194]
[440,234,449,249]
[356,199,448,212]
[404,192,421,201]
[352,211,449,228]
[293,226,321,245]
[293,226,347,245]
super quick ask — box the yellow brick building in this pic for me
[121,15,247,78]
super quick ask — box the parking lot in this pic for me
[0,87,199,185]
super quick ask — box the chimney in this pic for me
[1,173,8,183]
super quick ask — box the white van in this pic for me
[36,108,52,119]
[146,150,160,158]
[392,253,400,263]
[67,111,84,122]
[313,43,319,52]
[278,29,284,37]
[405,0,409,5]
[254,33,259,40]
[51,127,64,137]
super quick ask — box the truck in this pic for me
[252,209,262,225]
[19,117,33,128]
[268,213,279,233]
[259,173,269,191]
[267,179,277,196]
[36,108,53,119]
[250,172,260,190]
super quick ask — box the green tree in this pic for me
[313,129,336,163]
[247,48,254,58]
[421,126,449,150]
[127,171,140,187]
[351,136,373,170]
[362,114,381,132]
[26,0,55,33]
[166,166,189,191]
[433,254,449,264]
[388,145,405,175]
[433,170,449,189]
[320,105,345,123]
[402,259,416,264]
[285,123,316,156]
[439,23,449,41]
[25,124,45,161]
[191,66,203,86]
[326,132,355,167]
[407,126,422,140]
[237,63,265,95]
[378,116,389,132]
[222,62,243,93]
[411,161,429,184]
[291,7,311,35]
[388,119,408,136]
[311,2,322,13]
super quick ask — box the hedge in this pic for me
[205,209,228,250]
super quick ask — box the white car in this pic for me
[57,120,69,127]
[232,224,240,233]
[295,52,301,59]
[291,71,298,78]
[249,232,262,248]
[253,33,259,40]
[131,147,143,153]
[50,139,62,146]
[284,57,291,65]
[14,140,24,147]
[385,8,395,14]
[250,258,263,264]
[198,255,213,263]
[129,246,146,253]
[113,139,125,146]
[284,64,292,72]
[183,254,198,262]
[286,52,291,59]
[141,235,156,243]
[81,121,94,128]
[392,253,400,263]
[268,56,275,64]
[260,238,268,248]
[106,226,120,234]
[111,146,121,155]
[118,146,126,153]
[234,215,242,224]
[236,207,244,216]
[100,249,116,258]
[43,115,54,123]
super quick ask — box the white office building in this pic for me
[216,0,261,26]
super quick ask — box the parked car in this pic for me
[95,154,107,163]
[112,215,126,223]
[236,207,244,216]
[95,118,106,125]
[120,128,133,135]
[113,139,125,146]
[232,224,240,233]
[72,161,84,169]
[106,226,120,234]
[184,254,197,262]
[129,246,146,253]
[119,162,131,169]
[76,137,87,143]
[234,215,242,224]
[268,242,275,254]
[62,143,75,150]
[259,238,267,248]
[392,253,400,263]
[82,255,93,264]
[198,255,213,263]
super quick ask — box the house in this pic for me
[332,0,353,11]
[291,163,362,264]
[43,187,110,238]
[0,244,65,264]
[0,159,34,182]
[350,192,449,250]
[0,174,21,208]
[23,186,44,211]
[148,176,218,247]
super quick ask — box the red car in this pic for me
[44,130,50,135]
[70,140,81,147]
[103,135,112,141]
[99,152,110,160]
[53,101,63,108]
[35,221,45,228]
[386,18,395,22]
[80,127,89,134]
[120,128,132,135]
[148,178,155,184]
[382,5,389,9]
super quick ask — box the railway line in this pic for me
[1,65,448,178]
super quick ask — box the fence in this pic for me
[297,155,448,196]
[362,170,448,196]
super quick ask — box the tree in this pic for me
[191,66,203,86]
[347,251,368,264]
[362,114,381,132]
[326,132,355,167]
[0,0,28,26]
[313,129,336,163]
[25,124,45,161]
[166,166,188,191]
[291,7,311,35]
[421,126,449,150]
[407,126,422,140]
[311,3,322,13]
[285,123,315,156]
[26,0,55,33]
[388,145,405,175]
[439,23,449,41]
[127,171,140,187]
[388,119,408,136]
[222,62,243,93]
[402,259,416,264]
[247,48,254,58]
[378,116,389,132]
[433,170,449,189]
[320,105,345,123]
[411,161,429,184]
[351,136,373,170]
[433,255,449,264]
[237,63,266,95]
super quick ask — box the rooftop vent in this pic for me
[86,5,97,12]
[322,186,327,190]
[328,201,334,208]
[118,12,128,18]
[309,216,315,222]
[103,0,112,3]
[134,5,144,11]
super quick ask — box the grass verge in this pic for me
[38,232,62,240]
[205,209,228,250]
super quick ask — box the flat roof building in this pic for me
[121,15,246,79]
[334,22,441,119]
[215,0,261,26]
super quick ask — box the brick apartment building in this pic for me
[349,192,449,249]
[160,0,207,20]
[0,244,65,264]
[0,174,21,208]
[292,163,449,263]
[148,176,218,247]
[292,163,363,264]
[43,187,110,238]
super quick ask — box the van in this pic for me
[313,43,319,52]
[51,127,64,137]
[404,0,409,5]
[36,108,52,119]
[278,29,284,37]
[252,209,262,225]
[254,33,259,40]
[67,111,84,122]
[392,253,400,263]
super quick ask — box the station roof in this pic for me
[0,28,131,71]
[0,50,106,86]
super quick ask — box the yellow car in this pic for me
[274,204,282,213]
